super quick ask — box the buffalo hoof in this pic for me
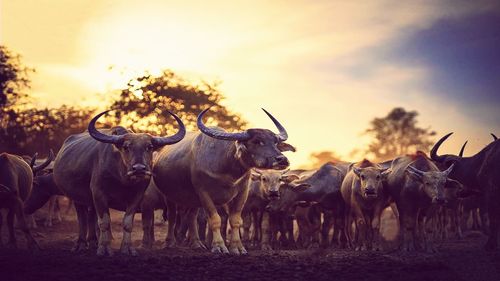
[164,238,176,249]
[229,243,247,255]
[402,244,415,252]
[189,240,207,250]
[260,243,273,251]
[71,240,88,252]
[141,242,153,250]
[120,245,138,256]
[96,245,114,257]
[88,239,98,250]
[211,244,229,254]
[308,242,320,250]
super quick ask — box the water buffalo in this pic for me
[385,152,456,252]
[153,108,294,254]
[0,153,46,250]
[266,162,349,248]
[241,169,294,249]
[52,110,185,256]
[341,159,390,250]
[431,132,500,250]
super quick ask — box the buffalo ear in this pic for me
[445,178,462,189]
[235,141,248,157]
[277,142,296,152]
[353,167,362,177]
[251,169,262,181]
[290,182,311,192]
[381,168,392,179]
[281,174,300,183]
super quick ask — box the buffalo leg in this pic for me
[141,204,155,249]
[218,206,229,242]
[119,192,144,256]
[485,188,500,251]
[197,191,229,254]
[227,189,248,255]
[92,187,113,256]
[322,211,334,248]
[242,212,251,244]
[72,203,89,252]
[197,209,207,242]
[260,212,272,250]
[87,206,98,249]
[11,197,40,251]
[186,207,205,249]
[165,201,177,248]
[400,212,417,251]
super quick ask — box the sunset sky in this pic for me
[2,0,500,167]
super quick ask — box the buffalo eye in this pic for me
[360,175,366,181]
[376,175,381,180]
[146,144,154,152]
[262,177,267,182]
[123,144,130,152]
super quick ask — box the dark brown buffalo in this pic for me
[386,152,457,252]
[0,153,42,250]
[52,110,185,256]
[431,132,500,250]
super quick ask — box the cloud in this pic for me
[3,0,499,166]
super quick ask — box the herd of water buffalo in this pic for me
[1,108,499,257]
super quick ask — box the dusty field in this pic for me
[1,207,500,281]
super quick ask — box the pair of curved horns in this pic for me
[197,108,288,142]
[30,149,55,174]
[433,133,498,160]
[88,110,186,147]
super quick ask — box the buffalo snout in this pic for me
[273,155,289,169]
[127,164,152,178]
[268,190,280,200]
[433,197,446,205]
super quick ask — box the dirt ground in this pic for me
[1,206,500,281]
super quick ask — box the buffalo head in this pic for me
[265,173,311,213]
[352,165,390,200]
[250,169,295,201]
[88,110,186,181]
[405,164,455,204]
[197,108,295,170]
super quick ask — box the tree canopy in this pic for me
[0,46,246,156]
[108,70,247,135]
[0,45,33,108]
[364,107,436,161]
[301,150,342,169]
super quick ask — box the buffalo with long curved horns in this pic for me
[430,132,500,251]
[52,109,185,256]
[153,107,296,255]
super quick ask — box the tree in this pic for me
[364,107,436,161]
[108,70,247,135]
[0,45,94,155]
[0,45,33,108]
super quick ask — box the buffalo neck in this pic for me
[222,141,250,181]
